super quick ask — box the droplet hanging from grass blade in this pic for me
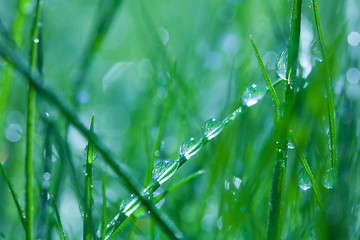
[297,168,312,191]
[202,118,224,140]
[275,48,288,80]
[241,84,266,107]
[322,168,334,189]
[179,137,202,159]
[310,40,323,62]
[152,160,179,185]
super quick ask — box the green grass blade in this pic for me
[25,1,42,238]
[250,36,280,107]
[312,0,337,188]
[100,171,107,240]
[289,131,324,210]
[267,0,302,239]
[0,162,26,229]
[84,114,95,240]
[51,196,66,240]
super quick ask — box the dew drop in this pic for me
[322,168,334,189]
[152,160,179,185]
[241,84,266,107]
[179,137,202,159]
[120,194,140,217]
[202,118,224,140]
[232,176,242,189]
[84,144,98,161]
[287,140,295,150]
[34,38,39,43]
[310,40,323,62]
[297,168,312,191]
[275,48,288,80]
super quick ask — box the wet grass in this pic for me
[0,0,358,239]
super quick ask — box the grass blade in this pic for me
[312,0,337,187]
[51,196,66,240]
[100,171,107,240]
[0,162,26,228]
[25,0,42,238]
[84,114,95,240]
[289,131,324,210]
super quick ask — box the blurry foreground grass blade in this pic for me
[0,162,26,229]
[312,0,337,187]
[0,41,182,240]
[74,0,123,98]
[289,131,324,209]
[84,114,95,240]
[51,196,66,240]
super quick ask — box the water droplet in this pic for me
[241,84,266,107]
[34,38,39,43]
[275,48,288,80]
[202,118,224,140]
[224,180,230,190]
[159,27,169,45]
[322,168,334,189]
[347,31,360,46]
[179,137,202,159]
[120,194,141,217]
[297,168,312,191]
[43,172,51,181]
[232,176,242,189]
[287,140,295,150]
[152,160,179,185]
[84,144,98,161]
[5,123,22,142]
[310,41,323,62]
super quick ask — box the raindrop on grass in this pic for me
[152,160,179,185]
[180,137,202,159]
[84,144,98,161]
[310,41,323,62]
[241,84,266,107]
[298,168,312,191]
[275,48,288,80]
[287,140,295,150]
[120,194,140,217]
[202,118,224,141]
[322,168,334,189]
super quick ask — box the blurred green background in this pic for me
[0,0,359,239]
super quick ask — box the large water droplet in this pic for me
[310,41,323,62]
[179,137,202,159]
[152,160,179,185]
[202,118,224,140]
[275,48,288,80]
[241,84,266,107]
[84,144,98,161]
[297,168,312,191]
[120,194,141,217]
[322,168,334,189]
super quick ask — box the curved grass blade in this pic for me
[51,196,66,240]
[0,162,26,229]
[289,131,324,210]
[312,0,337,188]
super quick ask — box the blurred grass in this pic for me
[0,0,359,239]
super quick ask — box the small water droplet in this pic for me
[287,140,295,150]
[297,168,312,191]
[34,38,39,43]
[224,180,230,190]
[179,137,202,159]
[232,176,242,189]
[84,144,98,161]
[241,84,266,107]
[43,172,51,181]
[310,41,323,62]
[275,48,288,80]
[120,194,140,217]
[202,118,224,140]
[322,168,334,189]
[152,160,179,185]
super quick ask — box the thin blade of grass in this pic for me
[312,0,337,187]
[100,171,107,240]
[0,162,26,228]
[25,0,42,238]
[289,131,324,210]
[51,196,66,240]
[84,114,95,240]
